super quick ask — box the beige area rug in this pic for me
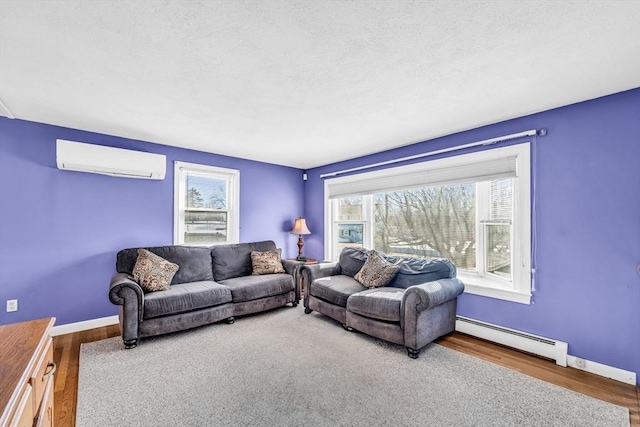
[77,306,629,427]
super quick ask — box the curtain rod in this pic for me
[320,129,541,179]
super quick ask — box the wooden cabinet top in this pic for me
[0,317,55,423]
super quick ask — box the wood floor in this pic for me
[53,326,639,427]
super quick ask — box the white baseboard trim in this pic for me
[567,355,636,386]
[455,316,636,386]
[50,315,119,337]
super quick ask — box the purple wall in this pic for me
[1,90,637,384]
[0,118,304,326]
[303,89,640,384]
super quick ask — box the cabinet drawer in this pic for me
[9,384,33,427]
[34,376,54,427]
[30,337,54,416]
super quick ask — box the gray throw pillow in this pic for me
[132,249,179,292]
[354,250,400,288]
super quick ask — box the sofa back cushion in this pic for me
[116,246,214,285]
[337,247,457,289]
[338,247,367,277]
[212,240,277,281]
[384,255,456,289]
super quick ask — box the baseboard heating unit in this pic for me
[455,316,568,367]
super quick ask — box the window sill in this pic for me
[174,241,238,247]
[457,272,531,305]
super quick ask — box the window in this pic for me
[325,143,531,304]
[174,161,239,245]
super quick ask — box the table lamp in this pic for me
[291,217,311,261]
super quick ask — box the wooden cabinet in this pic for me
[9,385,32,427]
[0,318,56,427]
[34,376,53,427]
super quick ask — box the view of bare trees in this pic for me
[485,179,512,277]
[187,187,204,208]
[183,175,228,244]
[333,179,513,277]
[373,184,476,269]
[185,175,227,209]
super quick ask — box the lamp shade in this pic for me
[291,218,311,235]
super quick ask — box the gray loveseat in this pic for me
[302,247,464,358]
[109,240,299,349]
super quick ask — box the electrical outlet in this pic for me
[6,299,18,312]
[575,357,586,369]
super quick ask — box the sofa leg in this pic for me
[123,339,138,349]
[291,301,299,307]
[225,317,235,324]
[304,307,313,314]
[342,324,354,332]
[407,347,420,359]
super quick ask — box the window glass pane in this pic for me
[485,224,511,279]
[184,211,228,244]
[185,174,227,209]
[338,197,362,220]
[490,179,512,220]
[373,184,476,270]
[175,162,239,246]
[336,223,364,254]
[183,172,229,244]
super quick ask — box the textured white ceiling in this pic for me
[0,1,638,169]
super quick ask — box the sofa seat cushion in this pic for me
[219,274,294,303]
[347,288,404,322]
[143,281,232,320]
[310,275,367,308]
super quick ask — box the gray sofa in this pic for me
[109,240,299,349]
[302,247,464,358]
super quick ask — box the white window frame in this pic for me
[329,196,374,256]
[174,161,240,246]
[324,143,531,304]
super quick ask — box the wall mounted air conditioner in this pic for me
[56,139,166,180]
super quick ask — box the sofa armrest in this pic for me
[281,259,298,276]
[109,273,145,322]
[281,259,301,300]
[402,278,464,312]
[300,262,341,284]
[401,278,464,350]
[300,262,341,306]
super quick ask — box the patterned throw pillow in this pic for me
[132,249,179,292]
[354,250,400,288]
[251,249,286,275]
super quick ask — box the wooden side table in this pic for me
[288,258,318,297]
[0,317,56,427]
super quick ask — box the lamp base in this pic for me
[296,235,305,261]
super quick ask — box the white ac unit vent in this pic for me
[56,139,166,180]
